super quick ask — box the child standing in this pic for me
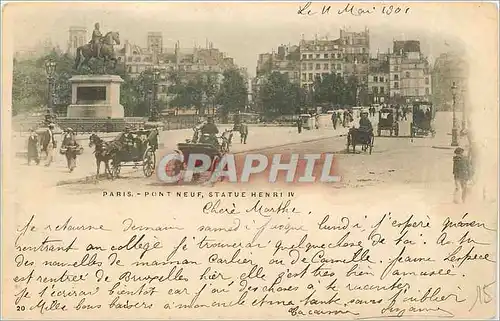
[453,147,469,203]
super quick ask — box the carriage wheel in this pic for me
[163,155,183,183]
[142,148,155,177]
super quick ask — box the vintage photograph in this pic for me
[2,2,498,320]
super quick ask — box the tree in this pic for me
[260,72,299,119]
[219,69,247,122]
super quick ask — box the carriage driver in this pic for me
[90,23,103,58]
[200,116,219,146]
[359,109,373,134]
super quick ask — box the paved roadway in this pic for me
[49,112,490,205]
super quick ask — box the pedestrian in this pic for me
[453,147,470,203]
[27,128,40,165]
[297,117,302,134]
[61,128,79,172]
[331,111,337,130]
[41,123,56,166]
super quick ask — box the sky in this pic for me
[3,2,476,76]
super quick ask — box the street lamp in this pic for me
[150,65,161,121]
[44,59,57,123]
[451,82,459,146]
[461,88,466,134]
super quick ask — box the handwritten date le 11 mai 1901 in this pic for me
[297,2,410,17]
[10,197,496,318]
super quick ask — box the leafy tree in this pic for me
[219,69,247,122]
[260,72,299,118]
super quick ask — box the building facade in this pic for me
[299,38,344,88]
[68,26,88,57]
[339,28,370,83]
[431,52,468,108]
[388,40,432,103]
[367,53,390,104]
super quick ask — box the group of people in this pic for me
[330,110,356,130]
[26,124,80,172]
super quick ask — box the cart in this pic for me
[411,102,435,137]
[163,128,230,184]
[377,108,399,136]
[110,129,158,178]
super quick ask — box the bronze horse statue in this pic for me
[74,31,121,70]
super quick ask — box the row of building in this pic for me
[254,28,433,105]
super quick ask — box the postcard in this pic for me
[2,1,498,319]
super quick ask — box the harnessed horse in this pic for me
[88,133,123,180]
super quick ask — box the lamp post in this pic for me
[151,65,161,121]
[461,88,466,134]
[44,59,57,124]
[451,82,459,146]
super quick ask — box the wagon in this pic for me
[377,108,399,136]
[163,128,230,184]
[346,127,374,154]
[110,129,158,178]
[411,102,435,137]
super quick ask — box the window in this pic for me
[337,53,341,59]
[394,66,399,71]
[405,71,410,78]
[302,73,307,81]
[308,54,313,59]
[394,74,399,80]
[337,64,342,70]
[373,76,378,82]
[394,82,399,89]
[380,77,384,82]
[308,73,313,81]
[302,63,307,69]
[380,87,385,94]
[373,87,379,94]
[322,73,329,78]
[324,54,329,59]
[331,64,336,70]
[362,48,367,54]
[315,64,321,70]
[308,63,313,70]
[323,63,329,70]
[127,57,133,62]
[302,54,307,59]
[425,77,429,85]
[316,54,320,59]
[425,87,430,95]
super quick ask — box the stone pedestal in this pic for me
[67,75,124,118]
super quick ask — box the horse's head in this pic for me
[89,133,99,148]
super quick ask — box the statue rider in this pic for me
[91,22,103,59]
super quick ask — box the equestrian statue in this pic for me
[74,23,121,71]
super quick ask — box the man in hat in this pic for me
[453,147,470,203]
[91,22,103,58]
[358,109,373,133]
[200,116,219,146]
[27,128,40,165]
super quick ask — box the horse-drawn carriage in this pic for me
[164,127,232,183]
[346,128,374,154]
[411,102,435,137]
[89,128,159,179]
[110,129,158,178]
[377,107,399,136]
